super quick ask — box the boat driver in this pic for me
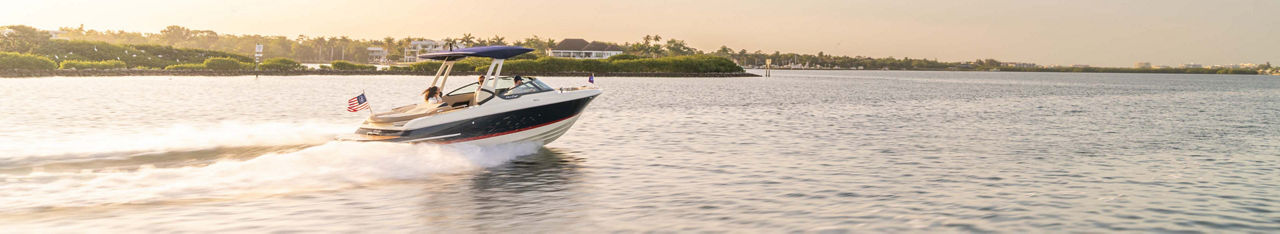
[506,76,537,95]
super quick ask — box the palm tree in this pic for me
[460,33,476,48]
[489,35,506,46]
[442,37,457,50]
[382,37,395,48]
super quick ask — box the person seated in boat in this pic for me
[506,76,538,95]
[421,86,445,107]
[469,75,485,106]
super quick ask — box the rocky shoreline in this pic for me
[0,69,759,78]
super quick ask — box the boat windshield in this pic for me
[446,82,481,96]
[529,78,553,90]
[506,78,553,96]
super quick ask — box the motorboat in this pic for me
[337,46,601,146]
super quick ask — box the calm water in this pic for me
[1,70,1277,232]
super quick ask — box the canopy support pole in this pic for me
[429,60,449,87]
[493,59,506,78]
[439,61,456,90]
[476,59,500,104]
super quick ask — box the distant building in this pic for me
[1155,65,1171,69]
[1000,62,1037,68]
[548,38,624,59]
[368,47,387,64]
[403,40,443,63]
[1180,63,1202,69]
[1221,63,1261,69]
[1135,62,1152,69]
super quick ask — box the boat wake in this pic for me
[0,121,351,166]
[0,122,542,212]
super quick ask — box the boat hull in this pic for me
[340,93,597,146]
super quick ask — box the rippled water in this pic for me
[1,70,1277,232]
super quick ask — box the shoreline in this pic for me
[0,69,760,78]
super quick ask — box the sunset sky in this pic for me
[4,0,1277,67]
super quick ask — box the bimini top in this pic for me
[419,46,534,61]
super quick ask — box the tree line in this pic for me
[6,24,1270,75]
[48,25,713,63]
[2,25,253,70]
[47,25,949,70]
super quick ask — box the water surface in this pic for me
[1,70,1277,232]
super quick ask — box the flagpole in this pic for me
[364,90,374,117]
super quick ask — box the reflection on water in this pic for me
[414,148,591,233]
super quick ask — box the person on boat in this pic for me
[506,76,537,95]
[469,75,486,106]
[422,86,443,105]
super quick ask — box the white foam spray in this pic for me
[0,121,351,164]
[0,141,542,210]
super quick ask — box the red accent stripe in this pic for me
[439,114,578,144]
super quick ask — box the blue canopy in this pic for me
[419,46,534,61]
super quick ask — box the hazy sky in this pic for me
[4,0,1277,67]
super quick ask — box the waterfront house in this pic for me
[1001,62,1037,68]
[368,47,388,64]
[403,40,443,62]
[548,39,624,59]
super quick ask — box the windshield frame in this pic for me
[499,78,553,99]
[445,82,482,96]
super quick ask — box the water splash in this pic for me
[0,121,351,165]
[0,141,541,211]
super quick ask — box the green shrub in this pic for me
[457,57,491,70]
[607,54,642,61]
[31,40,252,69]
[405,61,475,73]
[331,60,376,71]
[203,57,250,71]
[0,52,57,70]
[259,57,303,71]
[58,60,126,70]
[164,63,206,70]
[509,53,540,60]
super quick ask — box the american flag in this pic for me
[347,93,369,112]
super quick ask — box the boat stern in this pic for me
[335,133,402,142]
[335,122,410,142]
